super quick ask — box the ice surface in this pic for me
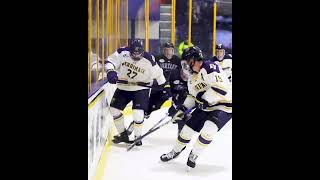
[102,108,232,180]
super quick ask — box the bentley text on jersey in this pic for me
[159,62,178,70]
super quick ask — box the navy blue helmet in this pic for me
[163,42,174,48]
[216,44,225,50]
[183,46,203,61]
[216,44,226,60]
[129,39,144,60]
[180,46,203,74]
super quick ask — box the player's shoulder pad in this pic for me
[143,52,157,66]
[116,46,130,54]
[201,60,220,74]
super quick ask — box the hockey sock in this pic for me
[173,125,195,152]
[133,121,143,137]
[113,114,125,134]
[133,109,145,137]
[192,121,218,156]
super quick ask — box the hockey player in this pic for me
[167,67,189,135]
[125,42,182,137]
[160,46,232,169]
[211,44,232,82]
[145,42,182,118]
[105,39,166,146]
[167,48,193,135]
[126,67,188,137]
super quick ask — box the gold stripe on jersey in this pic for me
[219,100,232,104]
[204,105,232,112]
[187,94,196,99]
[194,98,204,104]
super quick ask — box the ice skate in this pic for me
[160,146,186,162]
[112,130,134,144]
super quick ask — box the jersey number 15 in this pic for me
[215,75,223,82]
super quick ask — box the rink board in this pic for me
[88,82,172,180]
[88,83,116,180]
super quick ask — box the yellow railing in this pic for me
[88,0,129,92]
[171,0,175,46]
[102,0,105,80]
[95,0,99,83]
[172,0,218,56]
[213,2,217,56]
[145,0,149,51]
[188,0,192,46]
[88,0,218,92]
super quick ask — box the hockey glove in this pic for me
[195,91,209,110]
[161,85,172,101]
[107,70,118,84]
[170,105,187,123]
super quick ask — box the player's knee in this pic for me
[133,109,144,123]
[110,107,122,118]
[199,120,218,142]
[178,125,195,143]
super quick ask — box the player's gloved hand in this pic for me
[195,92,209,110]
[171,110,184,123]
[107,70,118,84]
[170,105,187,123]
[161,85,172,100]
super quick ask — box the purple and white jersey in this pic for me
[105,47,166,91]
[183,61,232,113]
[211,54,232,82]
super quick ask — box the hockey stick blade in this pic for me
[126,108,194,151]
[117,80,153,88]
[127,119,172,151]
[126,114,169,151]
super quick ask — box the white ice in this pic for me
[102,108,232,180]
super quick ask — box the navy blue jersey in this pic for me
[155,54,181,81]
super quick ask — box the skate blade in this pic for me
[112,139,134,144]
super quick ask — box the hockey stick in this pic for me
[127,107,195,151]
[116,79,167,91]
[127,114,170,151]
[116,80,153,88]
[127,121,134,135]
